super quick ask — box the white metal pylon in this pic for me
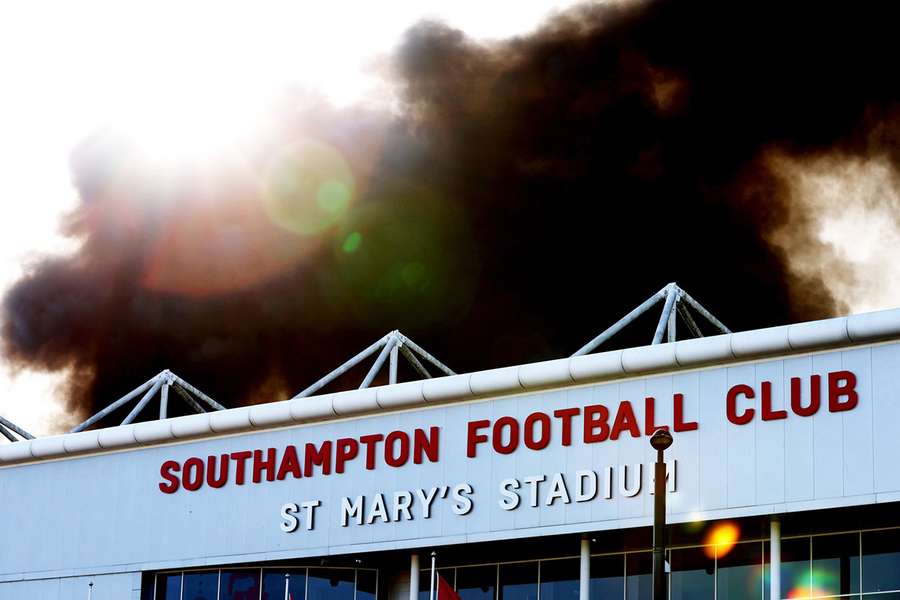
[0,415,34,443]
[292,330,454,399]
[70,369,225,433]
[571,282,731,357]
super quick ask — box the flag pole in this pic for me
[284,572,290,600]
[88,581,94,600]
[430,551,437,600]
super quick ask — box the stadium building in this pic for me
[1,284,899,600]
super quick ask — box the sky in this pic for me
[0,0,582,435]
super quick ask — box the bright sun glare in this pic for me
[0,0,581,434]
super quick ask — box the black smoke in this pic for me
[4,0,899,427]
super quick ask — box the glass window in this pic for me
[862,529,900,592]
[625,552,651,600]
[778,538,810,599]
[539,559,579,600]
[590,555,624,600]
[456,565,496,600]
[717,541,763,600]
[420,568,456,600]
[811,533,859,596]
[357,569,378,600]
[308,569,355,600]
[182,571,218,600]
[157,573,182,600]
[220,570,261,600]
[498,562,537,600]
[670,546,714,600]
[262,569,307,600]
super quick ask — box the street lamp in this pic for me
[650,428,673,600]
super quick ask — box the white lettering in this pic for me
[393,491,413,521]
[574,470,597,502]
[416,487,439,519]
[452,483,474,515]
[341,496,364,526]
[523,475,546,507]
[545,473,571,506]
[499,478,521,510]
[280,502,299,533]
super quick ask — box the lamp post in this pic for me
[650,428,673,600]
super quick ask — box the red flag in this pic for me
[437,574,461,600]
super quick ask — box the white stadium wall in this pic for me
[2,309,900,597]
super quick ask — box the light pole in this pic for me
[650,428,673,600]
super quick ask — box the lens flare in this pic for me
[262,140,356,236]
[704,522,740,559]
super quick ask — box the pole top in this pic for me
[649,428,673,452]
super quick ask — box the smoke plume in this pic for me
[4,0,900,427]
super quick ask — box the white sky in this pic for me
[0,1,583,436]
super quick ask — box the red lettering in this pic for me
[252,448,277,483]
[493,417,519,454]
[305,441,332,476]
[159,460,181,494]
[553,407,580,446]
[761,381,787,421]
[829,371,858,412]
[584,404,610,443]
[673,393,698,432]
[206,454,229,488]
[335,438,359,473]
[183,457,204,491]
[360,434,384,470]
[413,427,440,464]
[791,376,820,417]
[277,445,302,480]
[384,431,410,467]
[230,450,252,485]
[727,384,755,425]
[467,420,490,458]
[610,401,641,440]
[644,397,659,436]
[524,412,551,450]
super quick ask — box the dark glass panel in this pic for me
[220,570,261,600]
[717,541,763,600]
[590,555,624,600]
[357,569,378,600]
[779,538,810,599]
[456,565,496,600]
[420,568,456,600]
[182,571,218,600]
[157,573,182,600]
[811,533,859,595]
[539,559,579,600]
[862,528,900,592]
[498,562,538,600]
[670,546,714,600]
[262,569,306,600]
[625,552,651,600]
[308,569,355,600]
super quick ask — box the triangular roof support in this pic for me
[70,369,224,433]
[292,330,455,399]
[572,282,730,357]
[0,415,34,442]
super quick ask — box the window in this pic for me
[590,555,624,600]
[812,533,859,596]
[625,552,651,600]
[539,559,579,600]
[182,571,218,600]
[456,565,496,600]
[357,569,378,600]
[670,546,714,600]
[498,562,538,600]
[862,529,900,593]
[717,541,763,600]
[307,569,355,600]
[220,570,260,600]
[778,537,810,599]
[261,569,306,600]
[158,573,182,600]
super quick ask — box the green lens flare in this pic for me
[342,232,362,253]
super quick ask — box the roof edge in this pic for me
[3,307,900,466]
